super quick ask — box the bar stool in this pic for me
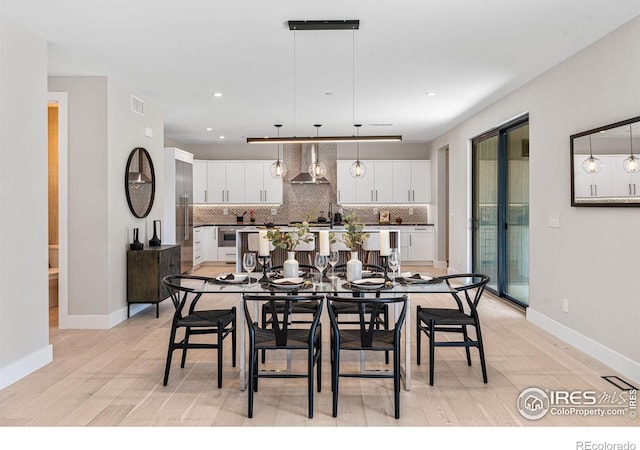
[331,232,351,265]
[362,234,380,264]
[248,233,275,268]
[294,233,316,265]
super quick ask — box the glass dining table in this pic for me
[165,273,455,391]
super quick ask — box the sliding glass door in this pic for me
[472,117,529,307]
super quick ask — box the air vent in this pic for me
[370,123,393,127]
[131,95,145,116]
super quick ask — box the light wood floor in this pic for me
[0,265,636,429]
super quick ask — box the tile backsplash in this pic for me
[193,143,429,225]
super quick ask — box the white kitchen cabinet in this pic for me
[217,247,237,263]
[244,161,283,204]
[336,160,394,204]
[609,155,640,197]
[193,227,203,267]
[392,161,431,203]
[338,160,431,204]
[205,161,244,203]
[337,161,357,203]
[402,226,434,262]
[202,225,217,261]
[573,156,613,198]
[193,160,208,203]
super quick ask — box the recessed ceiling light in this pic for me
[426,92,436,97]
[219,136,225,140]
[324,92,333,96]
[206,127,213,131]
[213,92,223,97]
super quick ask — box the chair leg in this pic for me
[248,346,255,418]
[317,327,322,393]
[180,327,191,368]
[476,324,488,383]
[416,311,422,366]
[332,348,340,417]
[384,306,390,364]
[429,319,435,386]
[217,323,223,389]
[163,324,179,386]
[308,345,314,419]
[232,313,237,368]
[462,325,472,366]
[260,305,267,364]
[394,347,401,419]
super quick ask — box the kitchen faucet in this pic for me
[328,203,334,229]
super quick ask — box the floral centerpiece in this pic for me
[265,221,315,278]
[341,213,369,281]
[341,212,369,250]
[265,221,313,251]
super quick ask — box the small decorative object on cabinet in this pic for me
[127,244,180,318]
[149,220,162,246]
[130,228,143,250]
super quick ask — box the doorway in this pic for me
[472,116,529,307]
[48,92,68,328]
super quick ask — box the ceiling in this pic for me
[3,0,640,144]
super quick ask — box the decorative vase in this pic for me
[283,251,299,278]
[149,220,161,246]
[346,251,362,281]
[130,228,143,251]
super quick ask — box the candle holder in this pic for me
[379,255,391,281]
[258,255,271,283]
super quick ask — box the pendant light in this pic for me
[582,135,603,174]
[308,124,327,178]
[623,123,639,173]
[270,124,287,178]
[349,124,367,178]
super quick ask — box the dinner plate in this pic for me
[351,277,386,289]
[270,277,305,288]
[216,273,248,283]
[403,274,434,283]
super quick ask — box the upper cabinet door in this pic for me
[243,162,264,203]
[337,161,357,204]
[411,161,431,203]
[206,161,227,203]
[193,160,208,203]
[261,162,283,204]
[373,162,394,203]
[355,162,375,203]
[392,162,412,202]
[225,162,245,203]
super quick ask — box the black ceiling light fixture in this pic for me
[247,19,402,145]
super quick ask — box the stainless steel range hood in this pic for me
[290,143,330,184]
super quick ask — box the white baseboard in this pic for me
[527,308,640,386]
[0,344,52,390]
[433,259,448,269]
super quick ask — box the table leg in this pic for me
[239,293,246,391]
[399,294,411,391]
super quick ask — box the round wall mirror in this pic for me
[125,147,155,218]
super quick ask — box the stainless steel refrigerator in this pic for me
[175,158,193,273]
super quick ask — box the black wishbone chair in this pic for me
[259,264,321,363]
[162,275,236,388]
[416,273,490,386]
[243,293,324,418]
[327,294,408,419]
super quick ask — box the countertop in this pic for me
[195,223,434,228]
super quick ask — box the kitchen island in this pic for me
[235,226,401,270]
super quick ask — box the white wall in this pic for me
[431,16,640,382]
[48,76,164,327]
[0,13,51,389]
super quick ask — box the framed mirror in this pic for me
[570,116,640,207]
[125,147,156,218]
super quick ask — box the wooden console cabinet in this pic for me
[127,244,181,318]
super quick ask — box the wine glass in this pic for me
[328,250,339,279]
[388,248,400,282]
[314,253,328,285]
[243,252,256,285]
